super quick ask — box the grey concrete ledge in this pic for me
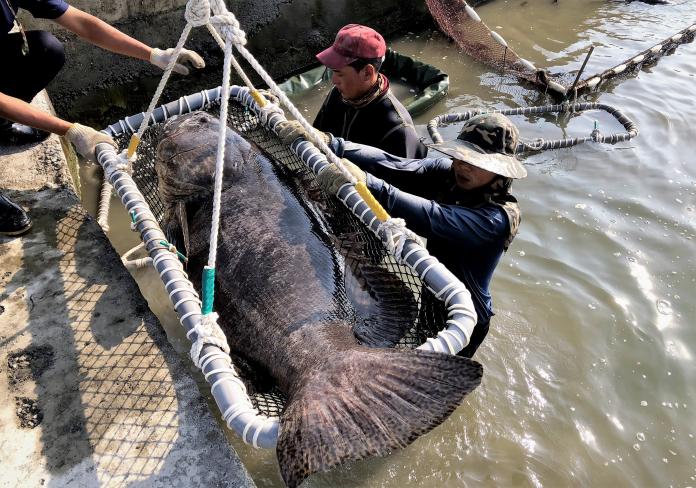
[18,1,429,118]
[0,94,254,487]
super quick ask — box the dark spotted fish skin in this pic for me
[156,112,483,488]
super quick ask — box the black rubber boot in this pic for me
[0,119,50,145]
[0,192,32,236]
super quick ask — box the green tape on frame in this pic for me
[201,265,216,315]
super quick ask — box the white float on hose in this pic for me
[490,30,508,48]
[519,58,537,72]
[464,4,481,22]
[611,64,627,75]
[585,77,601,89]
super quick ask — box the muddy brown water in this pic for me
[75,0,696,486]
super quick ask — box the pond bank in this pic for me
[0,91,254,487]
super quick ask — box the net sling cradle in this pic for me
[94,0,480,449]
[93,0,643,449]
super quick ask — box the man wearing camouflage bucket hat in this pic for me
[276,112,526,357]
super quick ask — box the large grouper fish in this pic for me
[154,111,483,487]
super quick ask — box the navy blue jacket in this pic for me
[330,137,510,323]
[2,0,68,37]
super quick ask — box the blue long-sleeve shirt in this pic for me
[330,137,510,323]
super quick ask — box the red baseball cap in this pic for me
[316,24,386,70]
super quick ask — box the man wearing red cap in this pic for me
[313,24,427,159]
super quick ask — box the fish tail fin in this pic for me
[277,349,482,487]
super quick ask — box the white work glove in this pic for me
[149,47,206,75]
[316,159,366,195]
[276,120,331,147]
[65,123,116,163]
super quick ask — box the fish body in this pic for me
[155,112,483,487]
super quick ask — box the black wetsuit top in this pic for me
[313,86,427,159]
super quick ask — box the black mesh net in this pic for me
[114,99,449,418]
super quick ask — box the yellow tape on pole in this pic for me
[355,181,390,222]
[250,89,267,108]
[126,134,140,159]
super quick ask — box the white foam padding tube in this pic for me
[95,141,280,449]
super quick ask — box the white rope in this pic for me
[190,312,230,368]
[205,22,283,124]
[377,217,425,263]
[206,33,234,270]
[205,23,261,98]
[97,173,112,232]
[114,149,133,172]
[123,256,153,270]
[210,10,247,46]
[185,0,210,26]
[132,23,193,152]
[121,243,154,270]
[257,103,284,126]
[201,0,356,185]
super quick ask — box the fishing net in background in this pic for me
[425,0,696,97]
[112,98,448,417]
[424,0,566,94]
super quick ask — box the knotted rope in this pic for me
[188,312,230,368]
[378,217,426,264]
[185,0,210,26]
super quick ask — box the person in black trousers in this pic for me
[1,0,205,236]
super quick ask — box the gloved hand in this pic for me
[65,123,117,163]
[150,47,205,75]
[316,159,366,195]
[275,120,331,147]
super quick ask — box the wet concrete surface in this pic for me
[0,92,255,487]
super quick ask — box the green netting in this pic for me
[114,98,449,418]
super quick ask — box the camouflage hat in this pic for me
[428,113,527,179]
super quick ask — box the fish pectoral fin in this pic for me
[161,201,190,262]
[176,201,191,257]
[276,349,483,488]
[346,262,419,348]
